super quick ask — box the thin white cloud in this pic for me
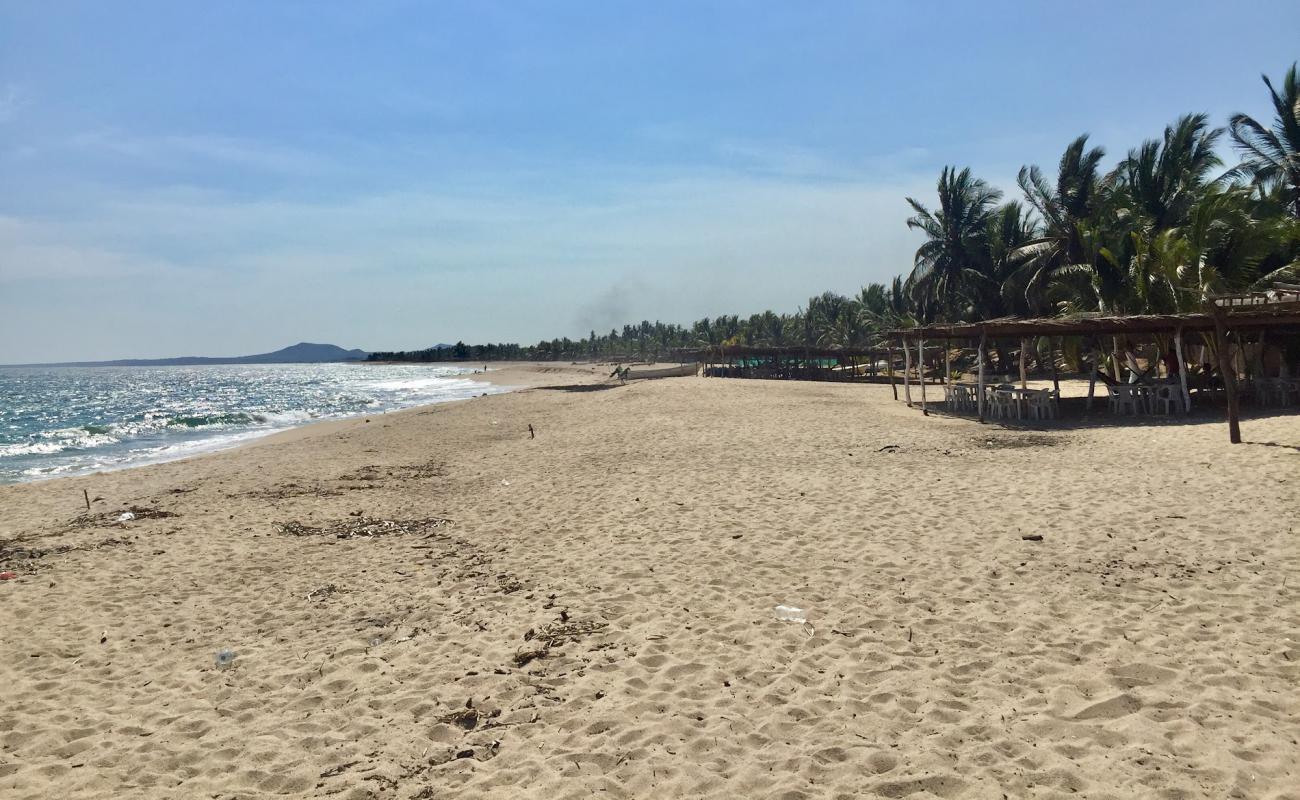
[714,139,836,177]
[0,158,932,360]
[0,83,23,123]
[65,128,327,174]
[0,216,188,281]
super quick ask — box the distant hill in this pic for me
[4,342,370,368]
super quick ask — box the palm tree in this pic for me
[805,291,858,346]
[1167,185,1300,308]
[905,166,1002,320]
[1229,62,1300,218]
[1112,112,1223,232]
[1013,134,1107,312]
[969,201,1038,319]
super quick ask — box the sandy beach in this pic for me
[1,364,1297,799]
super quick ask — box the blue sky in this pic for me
[2,1,1298,361]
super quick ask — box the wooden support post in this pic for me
[977,333,987,422]
[1019,337,1029,390]
[918,337,928,415]
[1255,329,1267,381]
[944,338,952,399]
[903,337,913,405]
[1086,349,1097,411]
[1211,307,1241,444]
[887,345,898,400]
[1050,337,1060,395]
[1174,326,1191,413]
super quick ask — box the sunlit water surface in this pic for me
[0,363,499,483]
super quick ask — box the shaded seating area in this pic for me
[687,345,894,383]
[889,286,1300,443]
[945,382,1059,420]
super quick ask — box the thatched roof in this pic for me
[890,294,1300,341]
[683,345,890,359]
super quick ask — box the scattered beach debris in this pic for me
[976,434,1059,450]
[437,705,502,731]
[319,761,358,779]
[0,571,16,581]
[67,505,176,530]
[533,619,607,647]
[512,647,549,667]
[528,424,535,439]
[306,584,339,602]
[274,516,453,540]
[497,574,524,594]
[1021,534,1045,542]
[1,536,133,571]
[878,444,901,453]
[237,482,345,500]
[214,648,237,670]
[774,604,807,623]
[337,460,446,483]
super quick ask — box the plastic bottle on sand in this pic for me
[774,605,807,623]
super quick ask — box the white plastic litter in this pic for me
[214,648,237,670]
[117,512,135,522]
[774,605,807,623]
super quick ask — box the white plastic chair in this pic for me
[1027,389,1057,420]
[991,389,1020,420]
[1108,385,1140,415]
[1151,385,1182,415]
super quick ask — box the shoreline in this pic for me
[0,362,603,489]
[1,375,1296,798]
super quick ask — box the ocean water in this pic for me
[0,363,501,484]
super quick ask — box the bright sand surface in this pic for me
[1,363,1297,799]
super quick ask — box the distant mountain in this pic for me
[4,342,370,368]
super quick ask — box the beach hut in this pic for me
[888,286,1300,443]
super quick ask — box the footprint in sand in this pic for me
[1071,693,1142,721]
[872,774,966,798]
[1107,663,1176,689]
[865,751,898,774]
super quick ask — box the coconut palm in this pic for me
[1112,113,1223,232]
[905,166,1002,320]
[1170,185,1300,307]
[1228,62,1300,218]
[1012,134,1107,312]
[802,292,859,346]
[968,201,1039,319]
